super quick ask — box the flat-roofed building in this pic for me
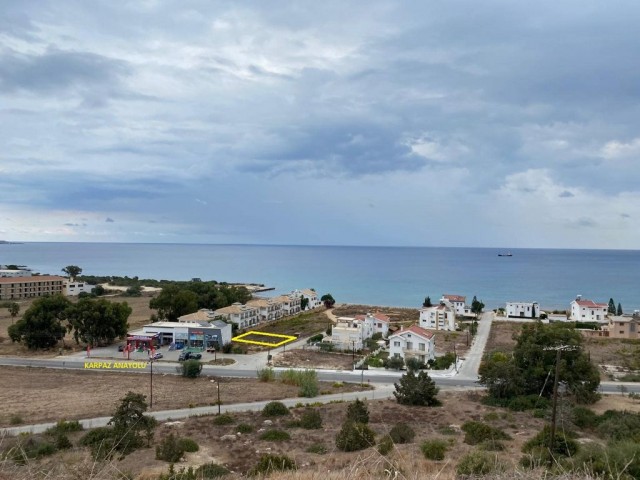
[0,275,65,300]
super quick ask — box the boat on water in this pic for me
[498,252,513,257]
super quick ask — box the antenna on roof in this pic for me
[576,295,582,301]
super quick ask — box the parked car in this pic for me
[178,352,202,361]
[117,345,125,352]
[151,352,163,360]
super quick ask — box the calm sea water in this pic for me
[1,243,639,311]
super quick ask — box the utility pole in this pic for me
[149,357,153,408]
[544,345,576,458]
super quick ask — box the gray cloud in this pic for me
[559,191,574,198]
[105,217,114,223]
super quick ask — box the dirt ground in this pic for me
[485,321,522,353]
[273,349,358,370]
[0,294,156,357]
[6,390,639,480]
[333,305,420,325]
[0,366,367,427]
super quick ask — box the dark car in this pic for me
[179,351,202,361]
[117,345,125,352]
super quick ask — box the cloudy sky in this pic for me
[1,1,639,248]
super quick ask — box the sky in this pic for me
[1,1,639,249]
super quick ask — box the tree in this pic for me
[61,265,82,282]
[320,293,335,308]
[67,298,131,346]
[423,296,432,308]
[471,296,485,315]
[346,399,369,424]
[108,391,157,455]
[149,285,198,321]
[479,322,600,404]
[8,295,71,349]
[608,298,616,315]
[335,421,375,452]
[393,370,441,406]
[181,359,202,378]
[300,295,309,310]
[617,303,623,316]
[8,302,19,324]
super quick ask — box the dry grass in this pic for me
[0,366,366,427]
[333,305,420,325]
[485,321,521,354]
[3,390,630,479]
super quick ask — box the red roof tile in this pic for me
[391,324,434,340]
[0,275,66,284]
[443,294,465,303]
[575,300,608,308]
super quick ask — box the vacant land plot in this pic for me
[0,366,366,427]
[257,311,330,338]
[332,305,420,325]
[273,349,357,370]
[485,321,522,353]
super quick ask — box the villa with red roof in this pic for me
[440,294,469,316]
[569,296,609,322]
[388,325,435,363]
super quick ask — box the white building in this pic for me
[506,301,539,319]
[419,303,456,330]
[273,293,301,317]
[213,303,259,329]
[440,294,467,316]
[65,280,95,296]
[331,316,375,350]
[299,289,322,310]
[355,312,390,337]
[570,297,608,322]
[138,320,232,348]
[0,269,32,278]
[246,298,283,322]
[388,325,435,363]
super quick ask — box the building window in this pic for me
[406,342,413,350]
[393,341,400,347]
[419,343,425,351]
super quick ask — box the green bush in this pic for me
[335,421,375,452]
[595,410,640,442]
[377,435,394,455]
[278,369,319,397]
[568,441,640,480]
[478,439,505,451]
[178,437,199,453]
[212,414,234,425]
[385,356,404,370]
[181,359,202,378]
[506,395,549,411]
[306,442,327,454]
[346,398,369,424]
[388,423,415,444]
[156,434,185,462]
[55,434,73,450]
[262,401,289,417]
[257,367,276,382]
[45,420,83,436]
[456,450,504,476]
[405,357,425,372]
[237,423,254,434]
[307,333,324,343]
[300,409,322,429]
[9,415,23,425]
[572,406,598,429]
[249,453,296,476]
[259,429,291,441]
[461,421,511,445]
[196,462,230,478]
[79,426,113,447]
[431,352,456,370]
[421,439,448,460]
[522,426,578,458]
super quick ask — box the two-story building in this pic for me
[440,294,468,316]
[388,325,435,364]
[300,289,322,310]
[570,297,608,322]
[354,312,390,337]
[65,280,95,296]
[246,297,284,322]
[273,293,302,317]
[607,313,639,339]
[213,303,259,329]
[419,303,456,331]
[506,301,539,319]
[331,316,376,350]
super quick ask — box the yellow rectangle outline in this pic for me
[232,330,297,347]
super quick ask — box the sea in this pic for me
[1,243,639,311]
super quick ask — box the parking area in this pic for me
[68,343,221,363]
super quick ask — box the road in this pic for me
[457,310,493,379]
